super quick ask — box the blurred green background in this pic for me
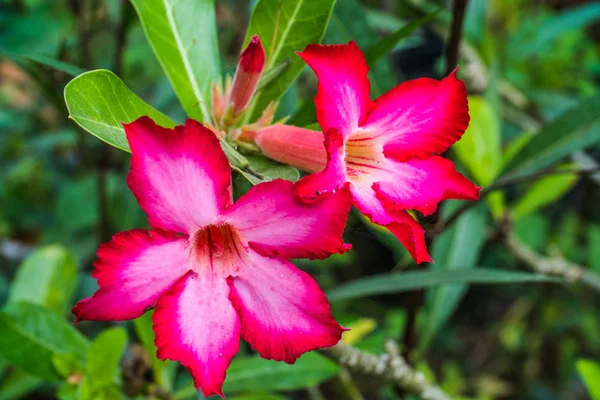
[2,0,600,399]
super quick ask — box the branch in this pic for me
[445,0,469,75]
[505,232,600,293]
[319,342,449,400]
[430,166,600,237]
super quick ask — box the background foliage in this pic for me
[1,0,600,399]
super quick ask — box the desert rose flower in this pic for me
[255,42,480,263]
[72,117,351,397]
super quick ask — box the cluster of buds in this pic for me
[208,35,280,147]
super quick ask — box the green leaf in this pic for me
[512,166,578,220]
[242,0,336,122]
[246,155,299,182]
[511,3,600,61]
[364,7,443,65]
[86,328,128,388]
[130,0,220,121]
[577,359,600,400]
[64,69,176,152]
[503,93,600,179]
[0,369,43,400]
[420,204,487,349]
[8,246,77,314]
[133,312,175,390]
[0,51,85,76]
[174,353,338,399]
[327,269,561,302]
[0,302,89,380]
[588,225,600,273]
[453,96,502,185]
[65,70,267,185]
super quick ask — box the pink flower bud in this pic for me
[229,35,265,115]
[255,125,327,172]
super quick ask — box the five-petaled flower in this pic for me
[256,42,481,263]
[72,117,352,397]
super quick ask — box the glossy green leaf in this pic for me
[0,50,85,76]
[8,246,77,314]
[453,96,502,185]
[503,93,600,178]
[130,0,220,121]
[0,302,89,380]
[242,0,336,122]
[420,203,487,349]
[174,353,338,398]
[327,269,560,302]
[64,70,263,184]
[245,155,299,182]
[86,327,127,388]
[364,7,443,65]
[64,69,176,152]
[577,359,600,400]
[512,166,578,220]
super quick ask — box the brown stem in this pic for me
[429,166,600,238]
[445,0,469,75]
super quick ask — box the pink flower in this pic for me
[72,117,351,397]
[256,42,480,263]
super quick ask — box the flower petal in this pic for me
[295,128,348,199]
[298,41,371,139]
[72,229,188,322]
[125,117,231,234]
[153,271,240,398]
[223,178,351,260]
[351,185,432,264]
[372,156,481,216]
[354,69,469,162]
[227,251,344,363]
[255,124,327,172]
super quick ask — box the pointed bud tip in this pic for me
[239,35,265,73]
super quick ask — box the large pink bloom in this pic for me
[72,117,351,397]
[257,42,480,263]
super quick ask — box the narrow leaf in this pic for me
[420,204,487,349]
[1,51,85,76]
[327,269,561,302]
[577,359,600,400]
[130,0,220,121]
[503,93,600,178]
[364,7,442,64]
[512,165,578,220]
[243,0,336,122]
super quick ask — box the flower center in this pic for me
[344,135,384,182]
[187,223,247,278]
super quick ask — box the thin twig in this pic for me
[505,232,600,293]
[445,0,469,75]
[430,166,600,237]
[319,342,449,400]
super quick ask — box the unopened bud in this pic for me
[229,35,265,115]
[255,125,327,172]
